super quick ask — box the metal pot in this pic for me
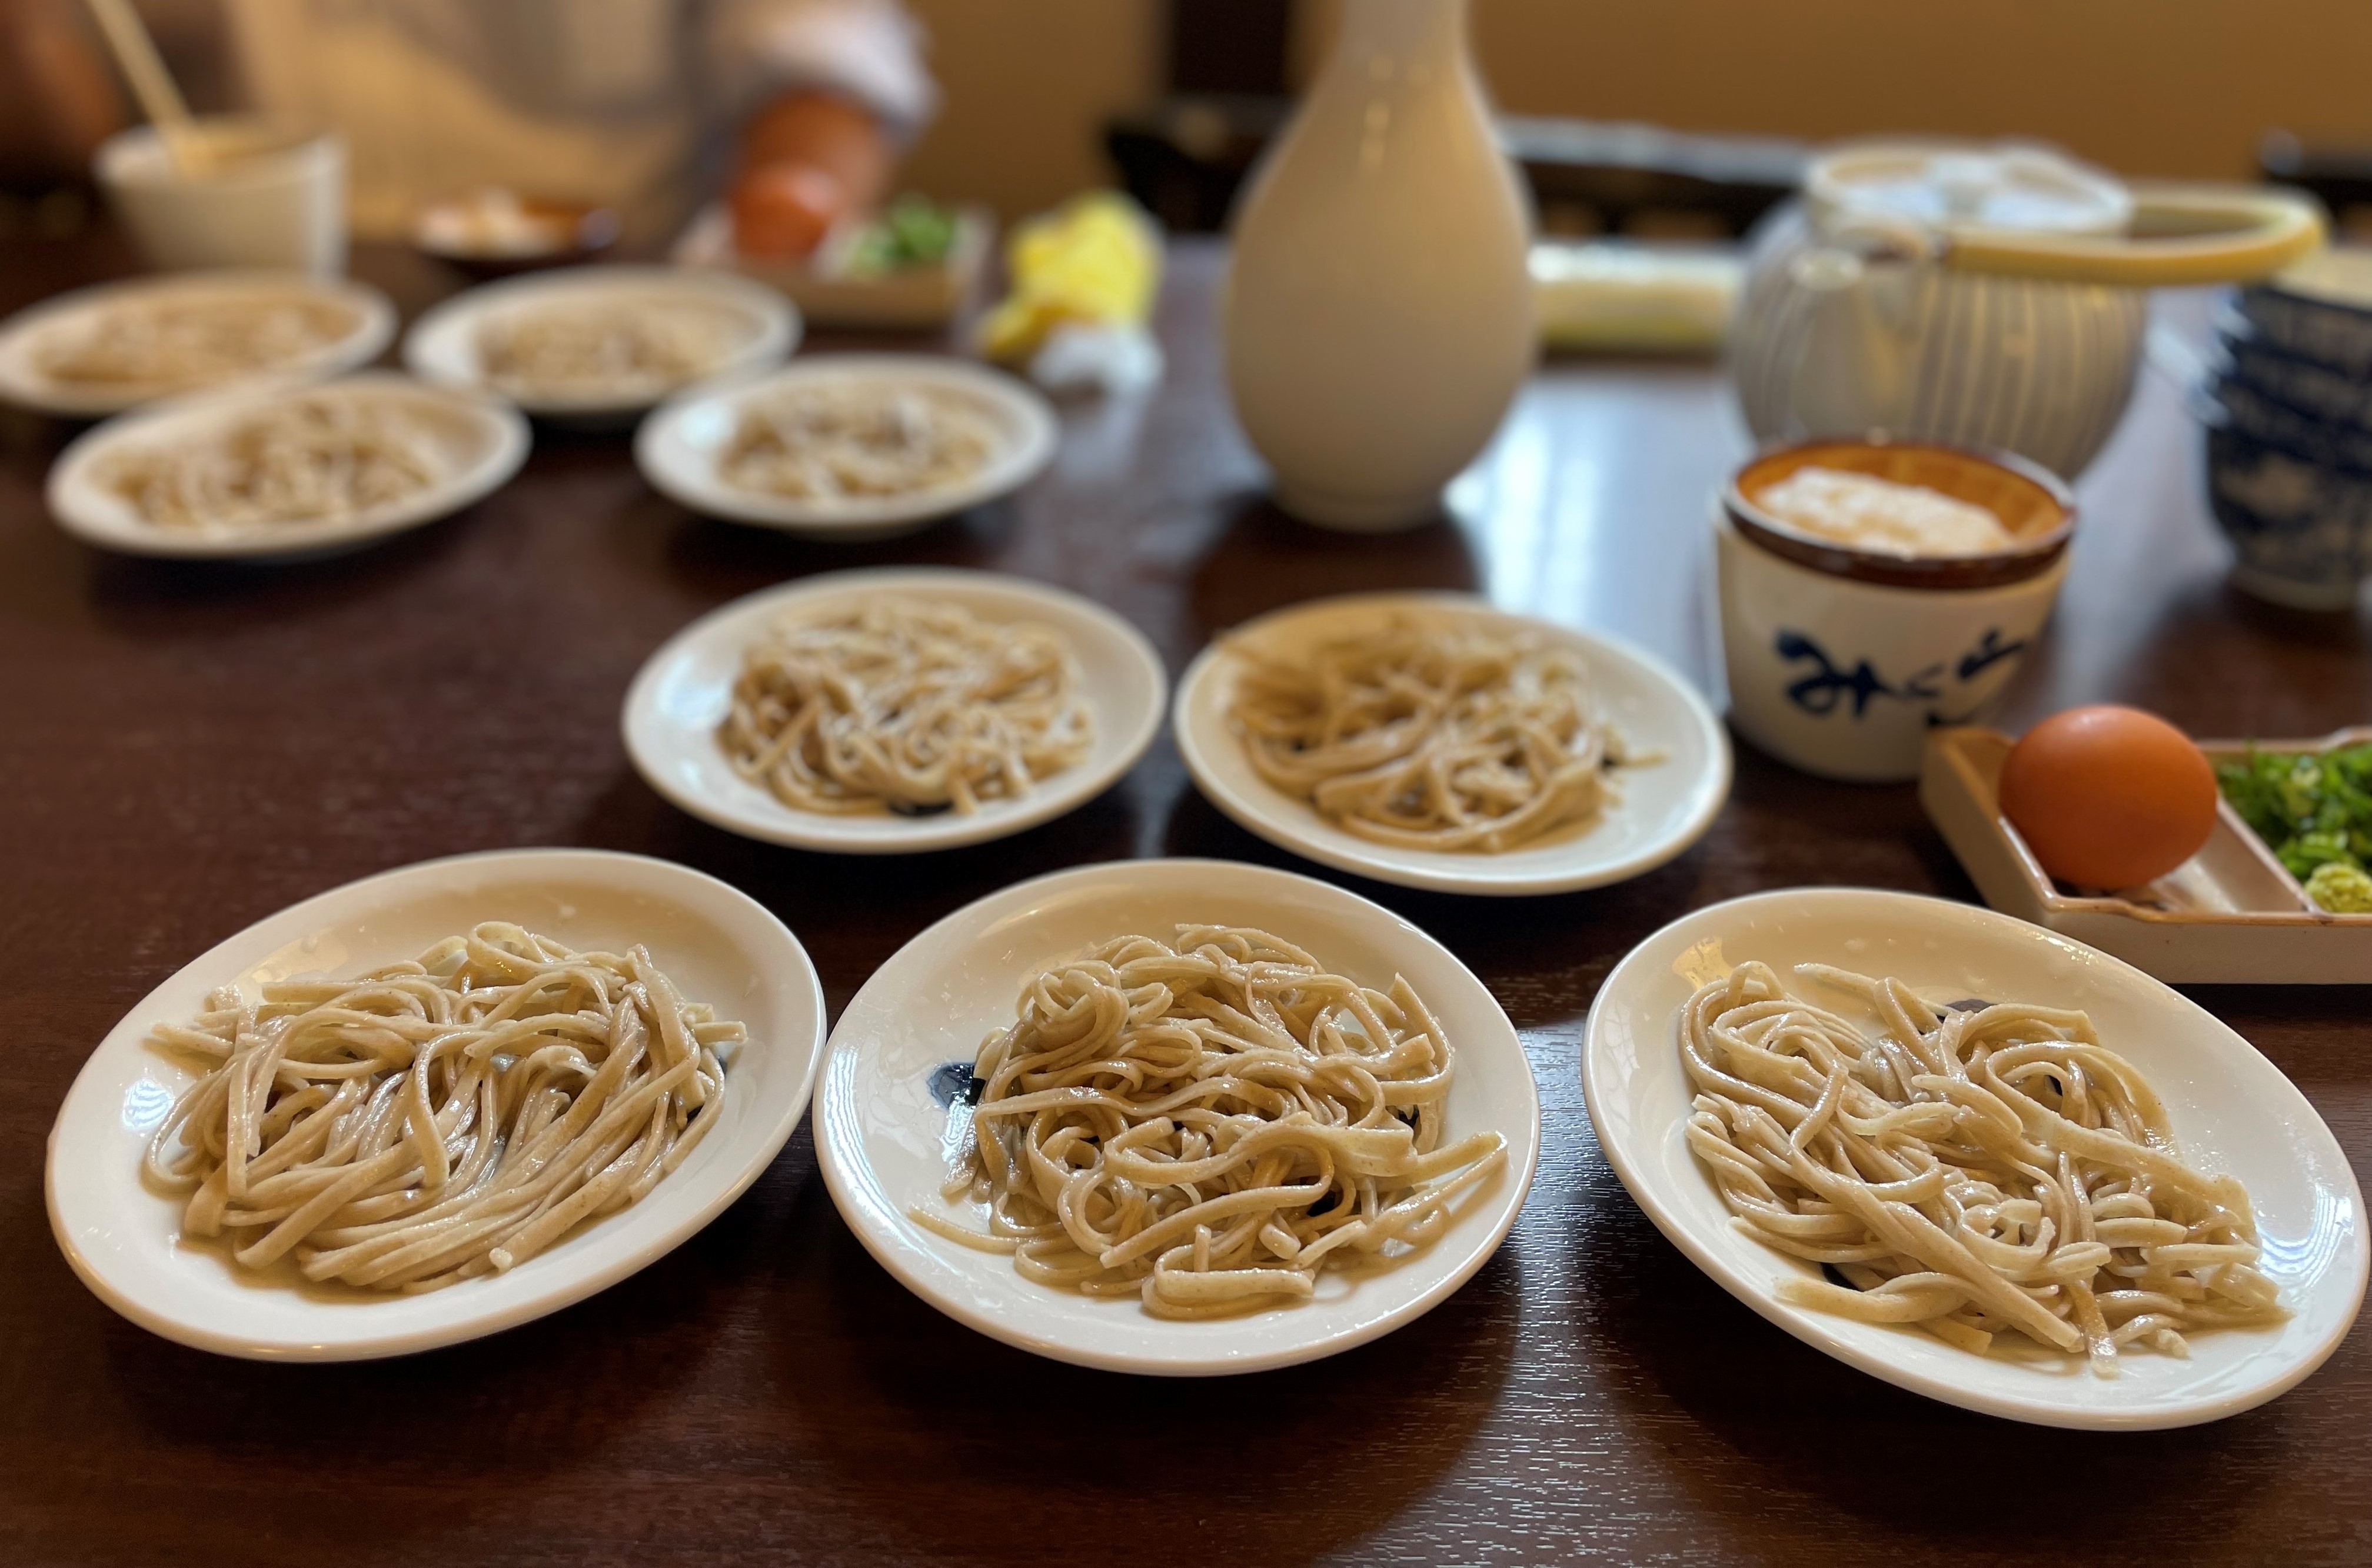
[1731,141,2324,478]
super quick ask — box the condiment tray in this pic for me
[671,204,994,329]
[1921,726,2372,983]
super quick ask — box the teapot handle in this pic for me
[1941,183,2325,287]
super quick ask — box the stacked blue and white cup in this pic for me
[2202,250,2372,608]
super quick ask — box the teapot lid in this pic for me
[1808,141,2131,238]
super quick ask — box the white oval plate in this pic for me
[634,354,1057,540]
[1174,592,1731,895]
[814,858,1542,1375]
[0,270,396,417]
[45,848,827,1361]
[623,567,1167,854]
[403,264,797,420]
[46,372,530,559]
[1582,886,2368,1430]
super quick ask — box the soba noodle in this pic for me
[142,923,740,1293]
[101,392,448,531]
[1681,961,2286,1372]
[475,302,741,399]
[719,595,1093,816]
[914,926,1506,1317]
[720,383,999,500]
[35,296,357,394]
[1226,614,1628,853]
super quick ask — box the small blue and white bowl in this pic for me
[2213,312,2372,435]
[2198,401,2372,611]
[2230,248,2372,378]
[2202,369,2372,472]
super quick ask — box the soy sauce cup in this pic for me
[1715,437,2076,783]
[97,119,347,276]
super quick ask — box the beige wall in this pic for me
[1468,0,2372,182]
[896,0,1160,219]
[899,0,2372,218]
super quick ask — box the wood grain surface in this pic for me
[1,235,2366,1568]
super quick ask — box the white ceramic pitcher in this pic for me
[1223,0,1534,531]
[1732,141,2324,478]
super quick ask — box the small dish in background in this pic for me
[2210,311,2372,434]
[403,265,796,422]
[411,188,621,279]
[0,270,395,418]
[634,354,1056,540]
[46,371,528,560]
[671,199,994,331]
[1921,725,2372,983]
[2228,247,2372,379]
[2198,374,2372,473]
[2195,392,2372,610]
[621,567,1164,854]
[2195,272,2372,609]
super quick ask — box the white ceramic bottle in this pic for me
[1223,0,1534,531]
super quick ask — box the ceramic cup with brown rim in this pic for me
[1716,436,2077,783]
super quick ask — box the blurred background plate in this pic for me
[0,270,394,418]
[45,370,527,559]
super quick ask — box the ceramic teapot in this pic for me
[1732,141,2324,478]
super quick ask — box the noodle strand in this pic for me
[916,926,1506,1317]
[143,923,741,1293]
[1681,962,2286,1373]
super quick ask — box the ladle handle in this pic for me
[1942,184,2325,287]
[83,0,201,175]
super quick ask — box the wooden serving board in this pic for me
[670,203,994,331]
[1921,725,2372,983]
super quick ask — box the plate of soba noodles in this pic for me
[1173,592,1731,896]
[621,567,1166,854]
[0,270,396,417]
[45,372,529,558]
[634,355,1058,539]
[814,857,1542,1374]
[1582,886,2367,1429]
[403,265,796,420]
[44,848,826,1361]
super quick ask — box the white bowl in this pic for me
[45,372,530,560]
[403,265,798,420]
[813,858,1542,1375]
[634,355,1058,540]
[0,270,394,417]
[621,567,1166,854]
[1173,592,1731,895]
[45,848,827,1361]
[1582,886,2367,1429]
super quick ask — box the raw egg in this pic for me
[1997,705,2218,890]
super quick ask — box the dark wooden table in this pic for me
[3,234,2367,1568]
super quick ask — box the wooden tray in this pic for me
[1920,725,2372,983]
[670,203,993,330]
